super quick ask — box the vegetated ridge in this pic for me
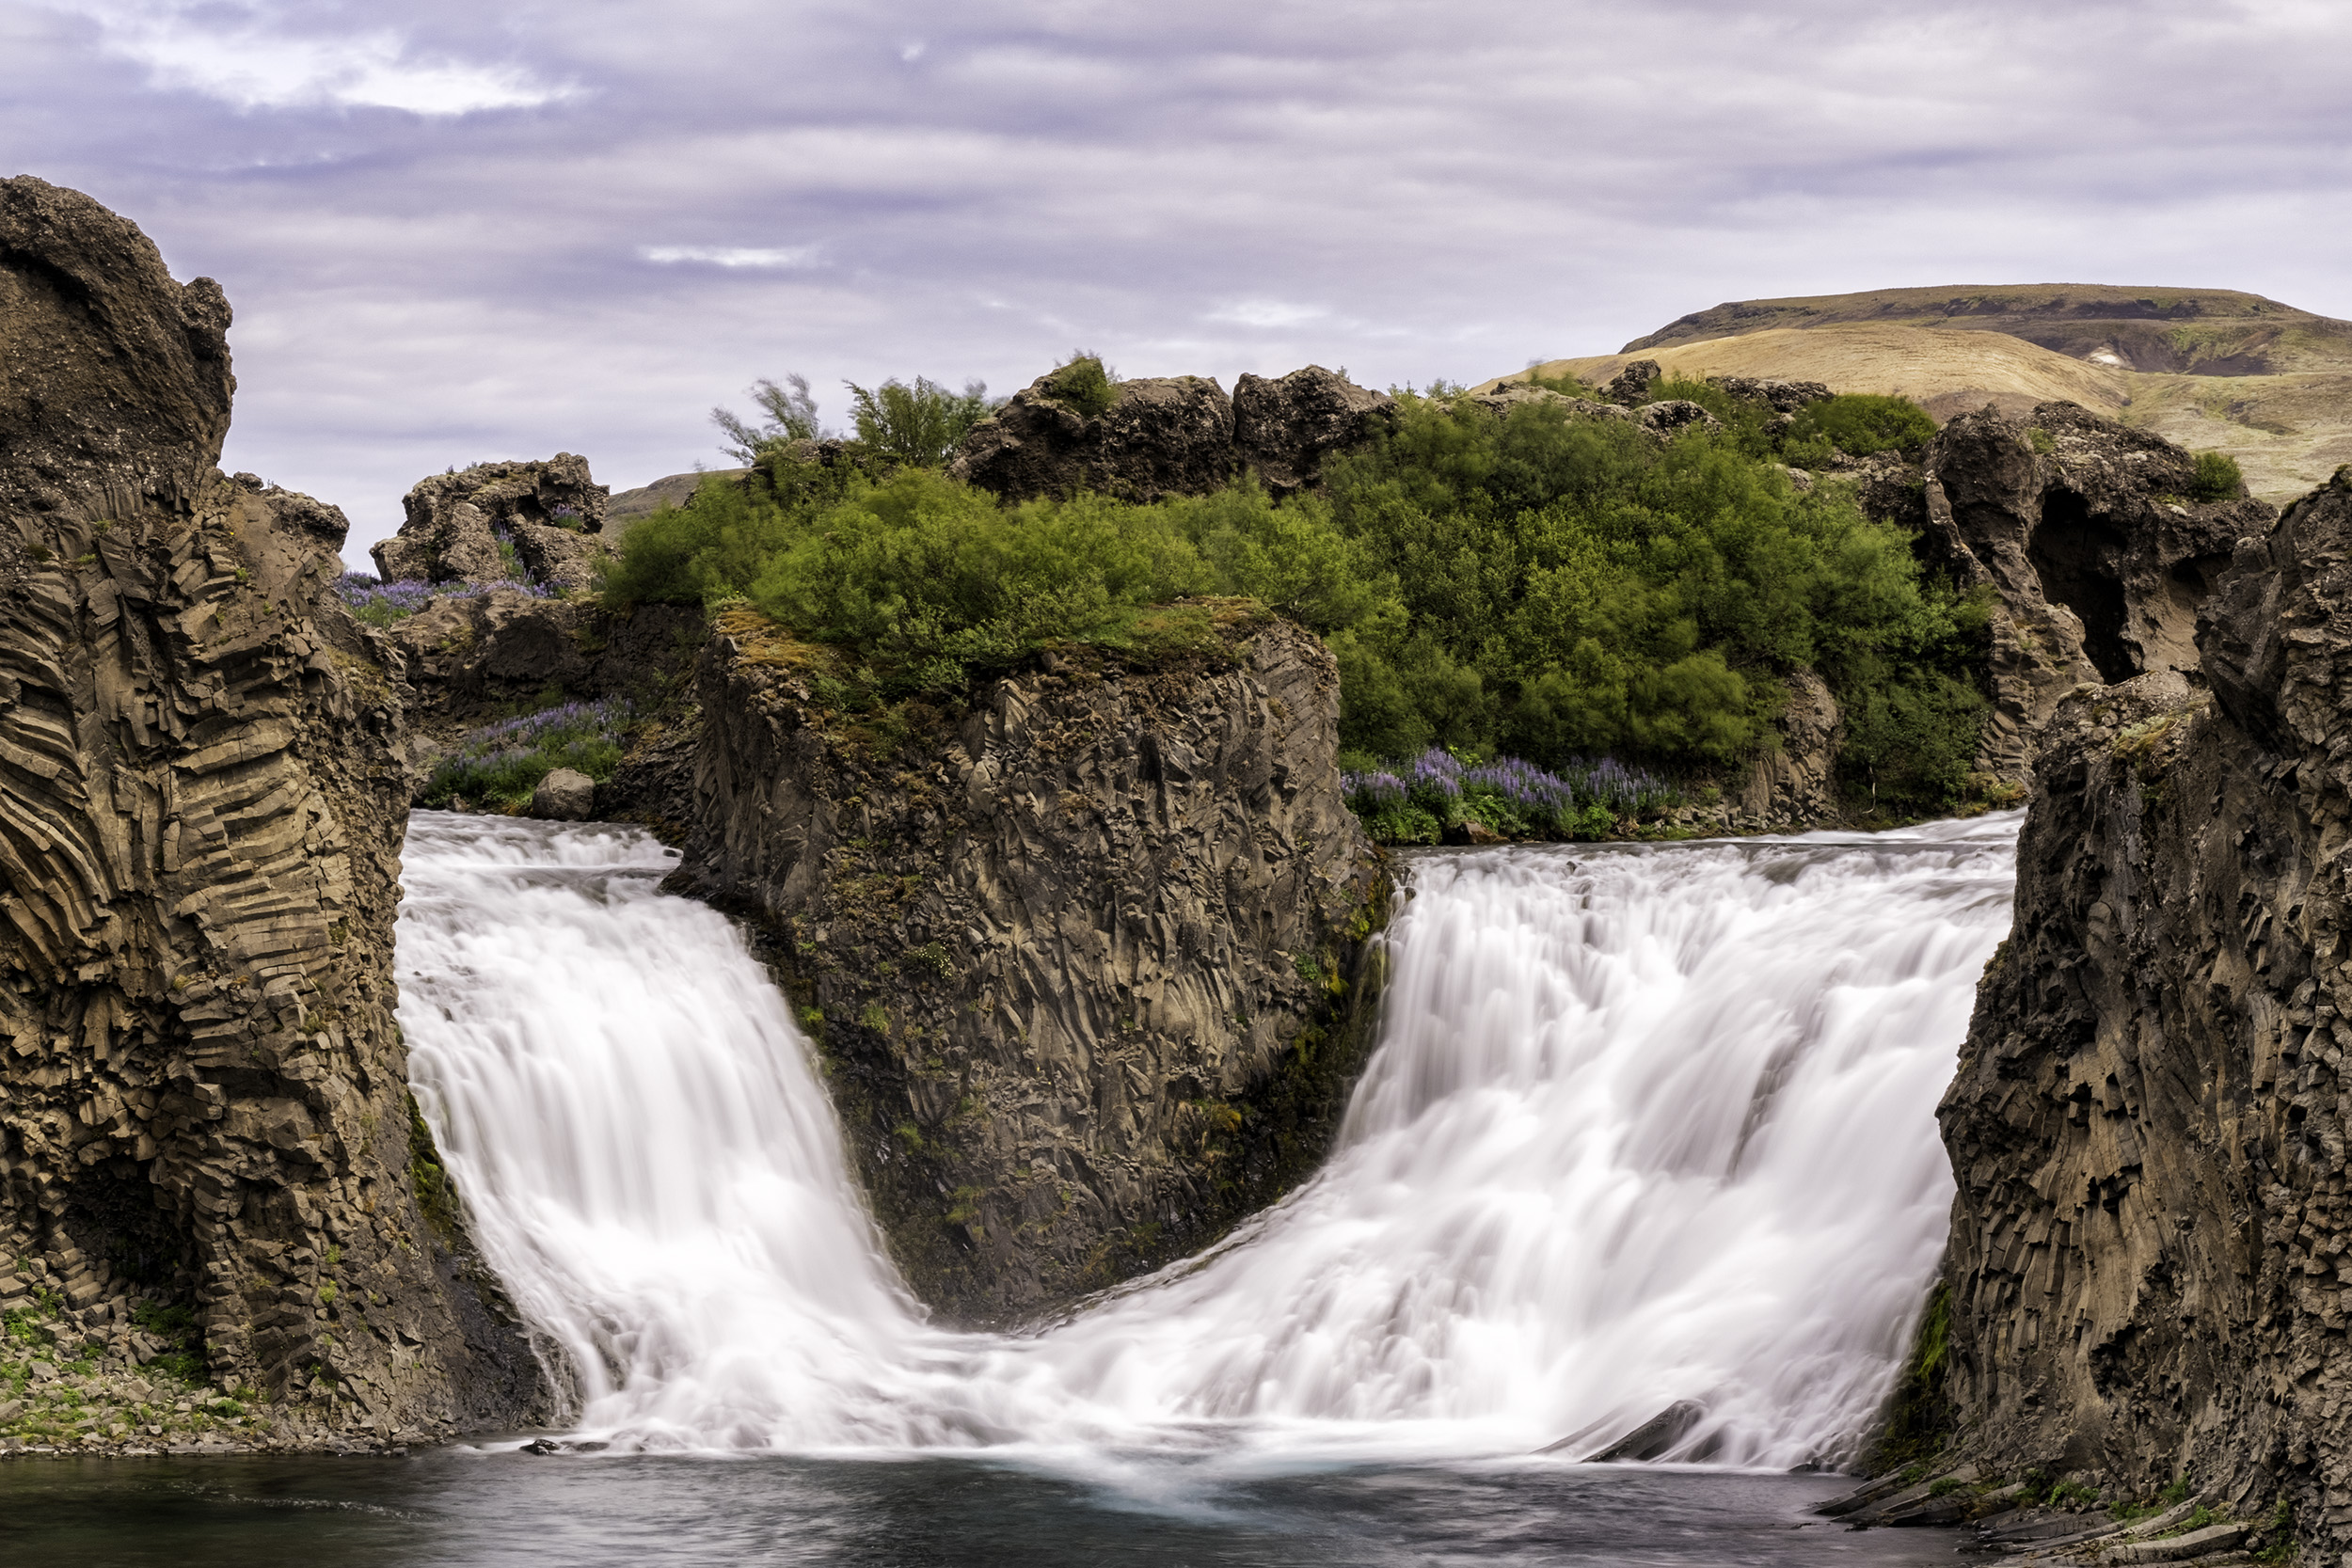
[1497,283,2352,503]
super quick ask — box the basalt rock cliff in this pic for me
[0,176,547,1452]
[1933,466,2352,1544]
[672,608,1389,1324]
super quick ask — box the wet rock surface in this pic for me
[1931,468,2352,1550]
[0,180,549,1452]
[674,610,1389,1324]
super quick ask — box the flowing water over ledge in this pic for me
[391,809,2017,1466]
[0,813,2017,1563]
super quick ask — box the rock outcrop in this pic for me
[1933,467,2352,1544]
[1232,365,1394,495]
[1890,401,2273,783]
[951,365,1394,503]
[675,609,1389,1324]
[0,179,547,1451]
[370,455,610,594]
[1599,358,1661,405]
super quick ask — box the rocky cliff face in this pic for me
[1935,467,2352,1535]
[952,365,1394,503]
[370,455,611,594]
[1913,402,2270,782]
[0,176,546,1451]
[675,610,1389,1324]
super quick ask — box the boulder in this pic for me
[1636,399,1721,438]
[1458,382,1634,426]
[1232,365,1394,495]
[1732,669,1843,823]
[529,768,596,821]
[1709,375,1832,413]
[1599,357,1662,405]
[371,453,611,593]
[1588,1399,1707,1461]
[0,176,234,523]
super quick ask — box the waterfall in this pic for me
[397,810,2015,1464]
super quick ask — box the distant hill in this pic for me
[1622,283,2352,377]
[1488,285,2352,503]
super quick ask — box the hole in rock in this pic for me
[2028,489,2135,683]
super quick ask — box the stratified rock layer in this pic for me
[0,176,546,1449]
[677,610,1389,1324]
[1936,467,2352,1536]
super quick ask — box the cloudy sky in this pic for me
[5,1,2347,561]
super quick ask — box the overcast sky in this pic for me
[5,0,2347,562]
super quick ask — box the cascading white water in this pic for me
[397,809,2016,1465]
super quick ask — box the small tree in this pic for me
[712,374,822,465]
[2188,450,2244,502]
[842,376,998,467]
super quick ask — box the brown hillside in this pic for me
[1488,290,2352,504]
[1622,283,2352,377]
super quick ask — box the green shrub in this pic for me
[606,367,1983,812]
[843,375,998,467]
[2188,450,2244,502]
[1787,393,1939,459]
[1041,352,1120,419]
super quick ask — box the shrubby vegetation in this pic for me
[419,697,635,811]
[2189,449,2244,502]
[608,372,1988,817]
[1345,751,1677,844]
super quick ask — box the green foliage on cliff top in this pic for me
[607,384,1985,811]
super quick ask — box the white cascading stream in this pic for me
[397,809,2016,1465]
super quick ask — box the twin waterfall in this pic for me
[396,810,2016,1465]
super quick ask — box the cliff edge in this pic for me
[1935,466,2352,1537]
[0,177,546,1452]
[676,607,1389,1324]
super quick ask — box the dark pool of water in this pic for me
[0,1450,1965,1567]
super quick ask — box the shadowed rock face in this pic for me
[675,613,1389,1325]
[951,365,1393,503]
[0,177,547,1448]
[1936,468,2352,1538]
[1914,400,2272,781]
[371,455,611,594]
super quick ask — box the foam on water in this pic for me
[397,810,2016,1465]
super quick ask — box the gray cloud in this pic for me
[1,0,2345,559]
